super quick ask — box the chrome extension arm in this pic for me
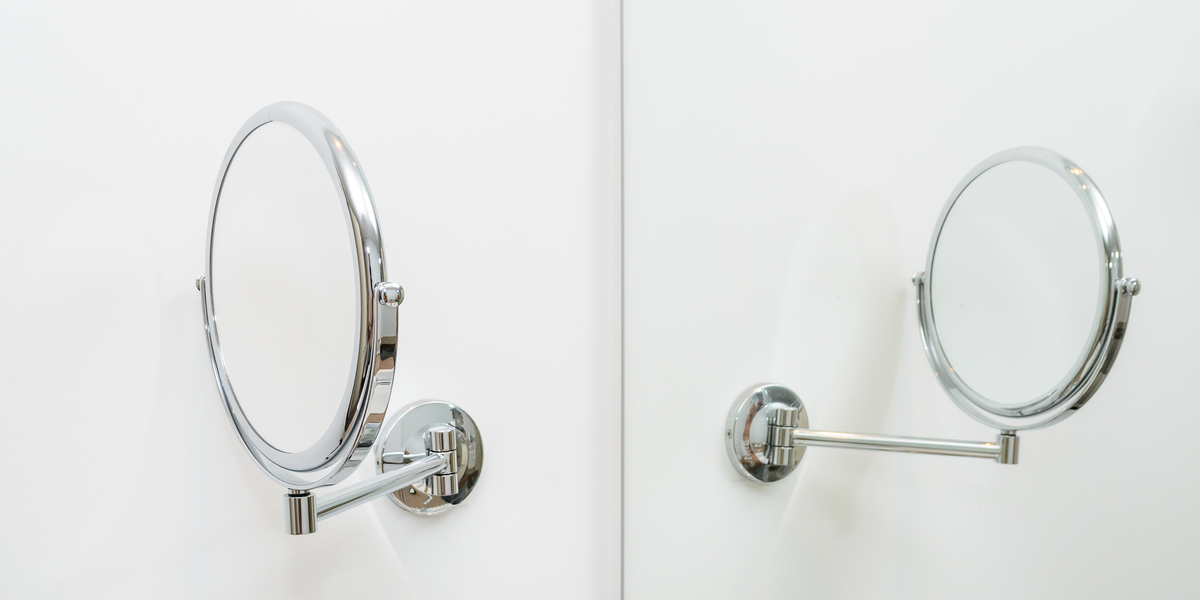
[286,426,461,535]
[765,405,1019,467]
[315,454,447,520]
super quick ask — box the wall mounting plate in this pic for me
[375,400,484,515]
[725,383,808,482]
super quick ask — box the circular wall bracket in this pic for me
[725,383,808,482]
[375,400,484,515]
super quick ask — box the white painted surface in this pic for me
[0,2,620,598]
[625,2,1200,598]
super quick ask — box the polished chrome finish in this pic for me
[430,448,459,473]
[379,452,427,465]
[425,424,460,492]
[377,281,405,307]
[919,147,1139,430]
[428,474,459,496]
[200,102,398,490]
[313,454,447,525]
[768,423,793,447]
[997,432,1019,465]
[291,421,474,532]
[786,429,1016,463]
[725,384,808,482]
[727,384,1019,482]
[723,149,1136,484]
[1118,277,1141,296]
[199,103,487,535]
[287,492,317,535]
[768,404,800,428]
[767,446,795,467]
[376,400,484,515]
[427,425,457,453]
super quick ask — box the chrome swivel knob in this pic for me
[426,425,460,496]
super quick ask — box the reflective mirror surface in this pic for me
[211,121,358,453]
[930,160,1105,406]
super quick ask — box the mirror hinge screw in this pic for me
[1118,278,1141,296]
[376,282,405,307]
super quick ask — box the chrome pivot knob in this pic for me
[426,425,460,496]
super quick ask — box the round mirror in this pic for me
[918,147,1138,430]
[211,121,358,453]
[201,102,397,489]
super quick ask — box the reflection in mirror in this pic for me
[211,121,358,452]
[930,161,1105,406]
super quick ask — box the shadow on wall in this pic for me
[766,189,907,531]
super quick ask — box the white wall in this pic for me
[0,2,620,598]
[625,1,1200,598]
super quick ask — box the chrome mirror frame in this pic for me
[915,146,1141,430]
[200,101,392,490]
[198,102,483,534]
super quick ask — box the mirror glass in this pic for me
[211,121,358,452]
[930,160,1105,406]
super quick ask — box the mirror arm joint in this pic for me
[285,424,461,535]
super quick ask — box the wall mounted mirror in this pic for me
[919,147,1138,430]
[727,147,1140,481]
[199,102,484,534]
[210,118,359,455]
[621,6,1198,596]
